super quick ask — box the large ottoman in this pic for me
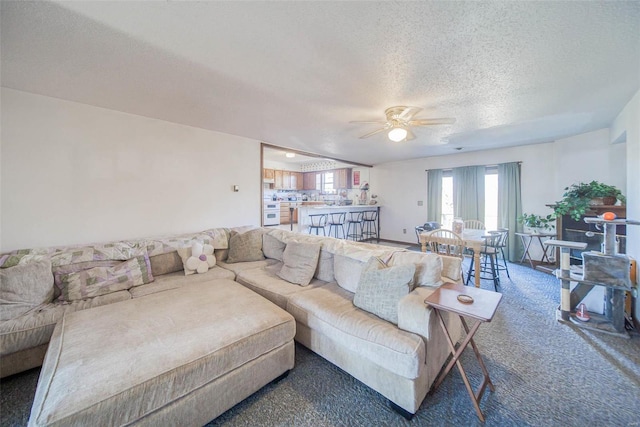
[28,280,295,427]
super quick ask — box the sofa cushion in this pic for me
[55,255,152,302]
[0,291,131,357]
[353,258,416,325]
[28,281,295,427]
[0,260,54,321]
[149,251,183,276]
[277,242,321,286]
[129,266,234,298]
[226,229,266,263]
[216,258,279,276]
[389,251,443,287]
[286,283,425,379]
[262,234,286,262]
[235,263,329,309]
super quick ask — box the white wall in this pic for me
[1,89,262,251]
[372,128,626,244]
[612,89,640,327]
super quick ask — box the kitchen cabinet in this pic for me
[303,172,317,190]
[333,168,352,190]
[274,170,283,189]
[280,202,290,224]
[282,171,291,190]
[292,172,304,190]
[263,168,275,180]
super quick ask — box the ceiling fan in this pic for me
[350,106,456,142]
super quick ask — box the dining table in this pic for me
[420,229,486,288]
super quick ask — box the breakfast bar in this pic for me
[297,205,380,241]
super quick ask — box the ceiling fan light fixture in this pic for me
[388,127,408,142]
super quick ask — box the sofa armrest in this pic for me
[397,286,440,341]
[440,255,463,284]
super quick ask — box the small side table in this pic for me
[515,232,556,269]
[425,283,503,422]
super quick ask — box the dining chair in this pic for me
[465,232,501,291]
[423,229,466,282]
[464,219,486,230]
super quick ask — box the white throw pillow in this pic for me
[389,251,443,287]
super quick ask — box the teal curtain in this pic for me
[452,166,485,223]
[427,169,443,223]
[498,162,523,261]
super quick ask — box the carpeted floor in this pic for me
[2,261,639,426]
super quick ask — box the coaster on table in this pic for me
[457,294,474,304]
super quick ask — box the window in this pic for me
[441,167,498,230]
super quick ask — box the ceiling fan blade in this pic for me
[359,128,387,139]
[405,129,416,141]
[349,120,387,124]
[409,118,456,126]
[398,106,422,120]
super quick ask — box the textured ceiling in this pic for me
[1,1,639,165]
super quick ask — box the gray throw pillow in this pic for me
[353,257,416,325]
[263,234,286,261]
[226,229,266,263]
[277,241,321,286]
[333,254,366,293]
[1,260,54,321]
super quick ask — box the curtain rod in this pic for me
[425,161,522,172]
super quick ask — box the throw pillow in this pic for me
[314,249,335,283]
[389,251,443,287]
[333,254,366,293]
[263,234,286,262]
[353,257,416,325]
[226,229,266,263]
[0,260,54,321]
[149,251,184,276]
[277,241,322,286]
[177,242,216,275]
[55,255,151,302]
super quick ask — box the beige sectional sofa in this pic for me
[0,225,463,420]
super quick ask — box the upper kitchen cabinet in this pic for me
[291,172,304,190]
[282,171,291,189]
[333,168,352,190]
[263,168,275,180]
[303,172,317,190]
[274,170,283,189]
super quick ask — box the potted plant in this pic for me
[518,213,556,234]
[553,181,626,221]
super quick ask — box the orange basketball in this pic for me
[602,212,616,221]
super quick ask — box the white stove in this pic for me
[263,201,281,226]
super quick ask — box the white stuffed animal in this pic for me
[185,241,216,274]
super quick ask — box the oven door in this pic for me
[263,209,280,226]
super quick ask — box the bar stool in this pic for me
[346,211,363,241]
[308,214,328,236]
[491,228,510,278]
[361,210,378,242]
[327,212,346,238]
[465,233,501,291]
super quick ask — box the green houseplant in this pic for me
[518,213,556,232]
[553,181,626,221]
